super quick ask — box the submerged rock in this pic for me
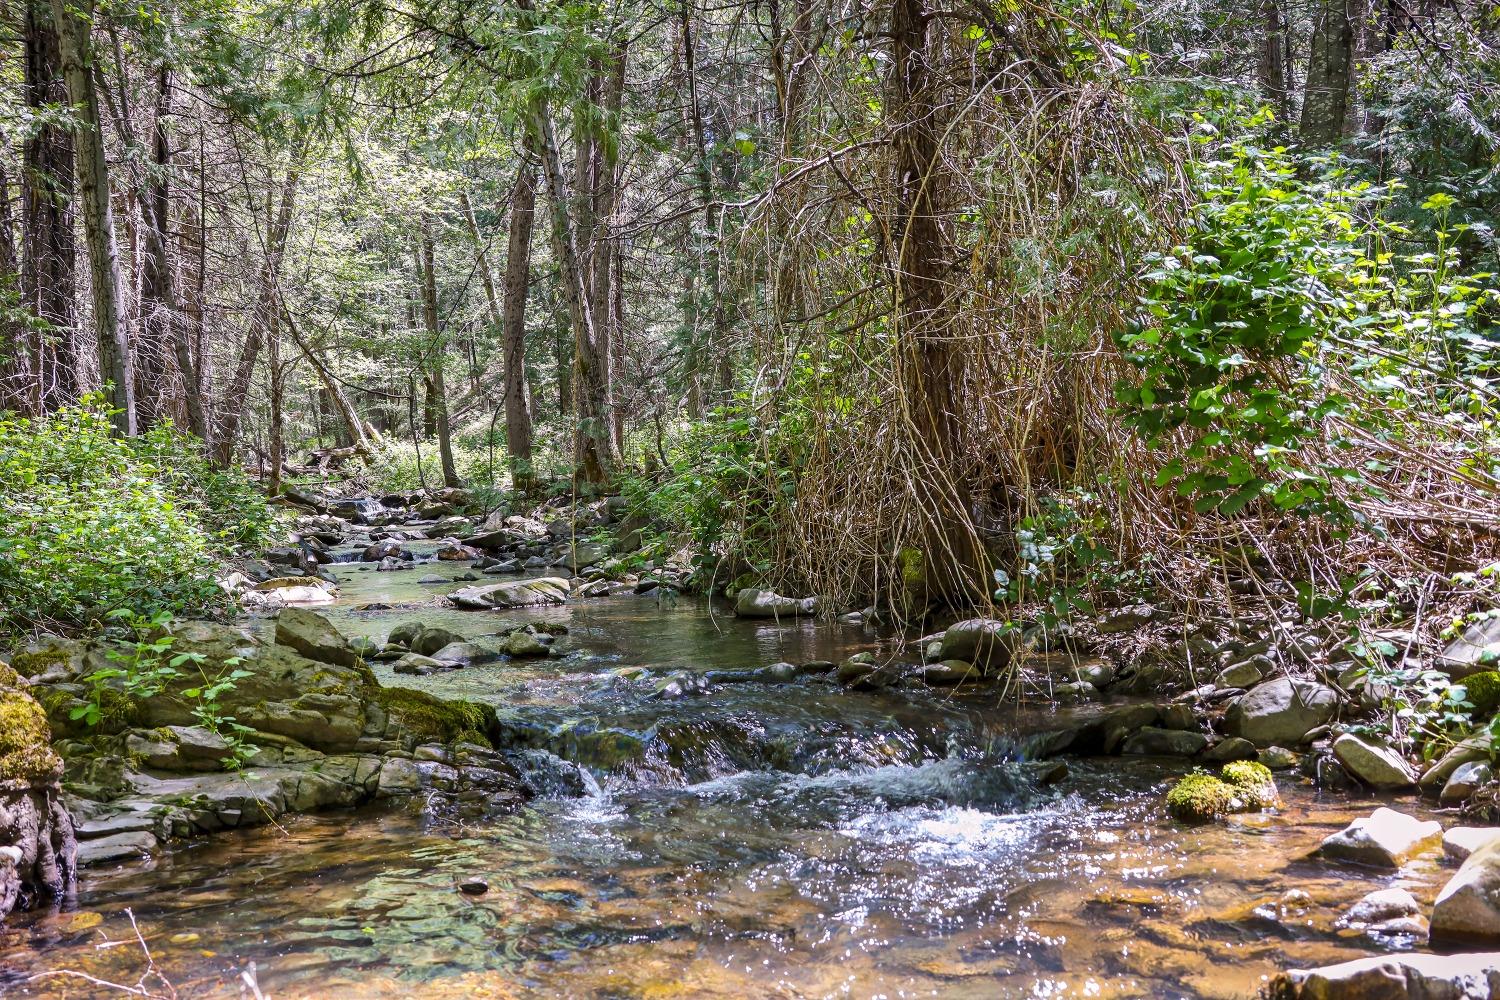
[1315,807,1441,868]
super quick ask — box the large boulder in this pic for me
[274,608,364,669]
[1226,677,1339,747]
[448,578,571,610]
[940,619,1020,673]
[1434,840,1500,943]
[1314,807,1441,868]
[1332,733,1417,790]
[1273,953,1500,999]
[735,589,816,618]
[0,663,76,917]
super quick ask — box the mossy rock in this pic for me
[0,665,64,785]
[1463,671,1500,716]
[1166,762,1281,824]
[374,686,493,748]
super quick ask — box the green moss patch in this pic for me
[375,687,492,748]
[1463,671,1500,716]
[0,684,63,785]
[1166,762,1281,824]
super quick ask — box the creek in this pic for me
[0,545,1449,998]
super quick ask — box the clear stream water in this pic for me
[0,552,1450,999]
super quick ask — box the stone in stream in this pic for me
[1202,737,1258,762]
[1272,953,1500,999]
[1422,737,1491,793]
[1314,807,1441,868]
[505,631,551,658]
[275,607,365,668]
[252,576,337,606]
[1444,762,1495,805]
[411,626,466,657]
[735,588,817,618]
[448,578,570,610]
[1096,604,1159,634]
[1445,827,1500,863]
[1120,727,1207,757]
[1433,840,1500,943]
[1226,677,1339,747]
[1332,733,1417,790]
[939,619,1019,673]
[1335,887,1427,938]
[392,653,451,676]
[482,559,523,574]
[923,659,980,686]
[361,538,405,562]
[459,879,489,896]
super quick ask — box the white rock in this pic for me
[1316,807,1442,868]
[1434,840,1500,942]
[1332,733,1418,790]
[1446,827,1500,863]
[1276,952,1500,999]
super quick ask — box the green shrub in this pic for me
[0,400,270,635]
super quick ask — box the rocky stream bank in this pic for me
[3,487,1500,998]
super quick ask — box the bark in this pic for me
[1300,0,1355,145]
[0,163,26,414]
[418,223,460,489]
[265,296,284,496]
[214,164,298,466]
[529,93,620,485]
[889,0,982,604]
[20,0,77,413]
[499,155,538,494]
[51,0,134,433]
[1256,0,1290,123]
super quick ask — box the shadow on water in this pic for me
[0,558,1451,998]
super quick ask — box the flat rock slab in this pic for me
[447,578,570,609]
[77,831,158,867]
[1315,807,1441,868]
[1274,952,1500,999]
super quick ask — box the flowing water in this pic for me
[0,553,1450,998]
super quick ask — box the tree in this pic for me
[1301,0,1355,144]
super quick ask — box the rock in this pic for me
[361,539,405,562]
[568,542,607,570]
[1097,604,1158,634]
[430,642,501,667]
[459,879,489,895]
[1121,727,1207,757]
[274,609,363,668]
[1446,827,1500,863]
[1422,737,1491,792]
[435,542,480,561]
[1073,659,1115,688]
[940,619,1019,672]
[448,578,571,610]
[1052,681,1098,703]
[735,589,817,618]
[1337,887,1422,928]
[76,831,156,867]
[923,660,981,686]
[1259,746,1299,769]
[251,576,336,606]
[1445,763,1495,805]
[1274,953,1500,999]
[418,574,448,584]
[1226,677,1339,747]
[505,631,551,658]
[124,726,231,772]
[376,556,410,572]
[1203,737,1258,762]
[1215,656,1268,689]
[1315,807,1441,868]
[1434,840,1500,943]
[837,654,877,686]
[392,653,450,676]
[411,626,466,657]
[482,559,522,574]
[1332,733,1418,790]
[652,672,711,699]
[1439,613,1500,678]
[0,664,76,915]
[387,622,425,648]
[1159,704,1196,730]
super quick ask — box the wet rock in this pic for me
[376,556,410,572]
[1445,827,1500,863]
[940,619,1019,673]
[251,576,337,606]
[1072,659,1115,688]
[448,578,570,610]
[735,589,816,618]
[411,626,466,657]
[274,608,364,669]
[459,879,489,895]
[1423,737,1492,793]
[1159,704,1196,730]
[1434,840,1500,943]
[435,542,481,561]
[923,660,981,686]
[482,559,522,574]
[418,574,448,584]
[1337,887,1424,930]
[430,642,501,667]
[1273,953,1500,999]
[76,831,156,867]
[1226,677,1339,747]
[652,672,711,699]
[568,542,607,570]
[361,539,406,562]
[386,622,424,649]
[1203,737,1258,762]
[1121,727,1207,757]
[836,653,877,685]
[505,631,551,658]
[1315,807,1441,868]
[392,653,450,676]
[1333,733,1417,790]
[0,664,76,915]
[1445,763,1495,805]
[1258,745,1297,768]
[1052,681,1098,703]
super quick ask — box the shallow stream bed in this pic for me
[0,558,1450,998]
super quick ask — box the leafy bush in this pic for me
[0,400,273,635]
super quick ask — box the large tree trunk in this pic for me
[20,0,78,414]
[51,0,133,434]
[889,0,982,606]
[1300,0,1354,145]
[529,94,620,486]
[1256,0,1290,123]
[214,164,298,466]
[418,223,461,489]
[499,155,538,494]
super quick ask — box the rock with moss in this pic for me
[374,687,494,748]
[0,662,77,917]
[1462,670,1500,716]
[1166,762,1280,823]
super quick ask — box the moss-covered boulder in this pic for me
[1166,762,1280,823]
[1462,671,1500,717]
[0,662,76,917]
[374,687,493,747]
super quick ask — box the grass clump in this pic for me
[375,686,492,747]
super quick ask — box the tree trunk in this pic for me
[529,94,620,485]
[499,153,538,494]
[889,0,982,605]
[51,0,134,434]
[265,297,284,496]
[282,306,376,455]
[1256,0,1290,123]
[214,164,298,465]
[418,223,461,489]
[21,0,78,414]
[1300,0,1354,145]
